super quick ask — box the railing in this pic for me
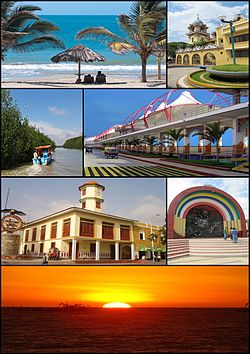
[93,93,248,142]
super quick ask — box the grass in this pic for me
[210,64,248,72]
[166,158,235,168]
[191,71,248,85]
[121,151,162,158]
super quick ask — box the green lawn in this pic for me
[210,64,248,72]
[166,158,235,168]
[191,71,248,85]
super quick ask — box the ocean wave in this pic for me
[2,63,166,79]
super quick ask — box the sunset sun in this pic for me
[102,302,132,308]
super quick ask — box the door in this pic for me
[110,244,115,259]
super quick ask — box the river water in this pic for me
[1,148,82,176]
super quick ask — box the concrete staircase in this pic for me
[189,237,249,257]
[167,239,189,259]
[168,238,249,259]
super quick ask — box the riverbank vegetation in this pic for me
[63,136,83,150]
[1,90,56,169]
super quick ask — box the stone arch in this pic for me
[183,54,190,65]
[203,52,216,65]
[176,55,182,65]
[192,53,201,65]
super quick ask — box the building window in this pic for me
[102,223,114,239]
[80,219,94,237]
[39,243,44,253]
[139,231,145,241]
[220,39,223,43]
[40,226,46,240]
[31,244,35,252]
[51,242,56,249]
[32,228,37,241]
[120,225,130,240]
[25,230,29,242]
[63,218,71,237]
[96,201,101,209]
[50,222,57,238]
[82,189,86,196]
[230,34,249,43]
[231,49,249,58]
[82,202,86,209]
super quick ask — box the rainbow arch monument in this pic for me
[168,186,247,238]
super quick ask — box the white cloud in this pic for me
[30,120,82,145]
[132,195,166,225]
[167,178,249,218]
[22,195,79,222]
[48,106,67,116]
[168,1,249,42]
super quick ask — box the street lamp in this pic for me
[218,14,241,65]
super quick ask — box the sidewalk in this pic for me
[168,255,248,265]
[119,153,249,176]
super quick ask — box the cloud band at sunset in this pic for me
[2,266,248,308]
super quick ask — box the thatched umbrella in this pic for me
[51,44,105,83]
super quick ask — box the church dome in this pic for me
[192,14,204,26]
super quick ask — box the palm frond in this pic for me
[21,20,60,36]
[108,42,137,54]
[76,27,130,44]
[11,35,65,53]
[5,11,40,30]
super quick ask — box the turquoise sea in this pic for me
[2,15,165,80]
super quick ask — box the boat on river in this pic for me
[32,145,53,165]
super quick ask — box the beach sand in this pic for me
[2,74,166,88]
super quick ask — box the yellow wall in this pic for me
[176,17,248,66]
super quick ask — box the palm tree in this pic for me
[1,1,65,59]
[165,129,184,157]
[76,1,166,82]
[153,38,166,80]
[142,136,158,152]
[192,122,230,164]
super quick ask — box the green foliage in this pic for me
[167,42,188,59]
[1,1,64,59]
[63,136,83,149]
[1,90,56,169]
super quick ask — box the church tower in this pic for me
[187,14,210,44]
[79,181,105,213]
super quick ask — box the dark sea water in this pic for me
[1,308,248,353]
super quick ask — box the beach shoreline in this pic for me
[1,74,166,88]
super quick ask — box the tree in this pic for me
[167,41,188,60]
[1,1,64,59]
[76,1,166,82]
[158,224,166,245]
[165,128,184,157]
[192,122,230,164]
[142,136,158,152]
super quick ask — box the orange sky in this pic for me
[2,266,248,308]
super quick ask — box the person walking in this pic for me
[231,227,238,243]
[223,227,228,240]
[42,253,49,265]
[157,254,161,262]
[229,227,233,240]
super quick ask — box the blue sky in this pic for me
[15,1,133,15]
[10,89,82,145]
[84,89,246,145]
[168,1,249,42]
[1,178,166,225]
[168,178,249,218]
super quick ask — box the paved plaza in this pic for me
[168,255,249,265]
[167,66,199,87]
[84,149,248,177]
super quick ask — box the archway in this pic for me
[183,54,190,65]
[185,205,223,238]
[176,55,182,64]
[203,53,216,65]
[121,245,131,259]
[192,54,201,65]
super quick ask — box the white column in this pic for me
[131,243,135,260]
[71,238,77,261]
[115,242,119,260]
[95,240,100,261]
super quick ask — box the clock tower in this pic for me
[79,181,105,212]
